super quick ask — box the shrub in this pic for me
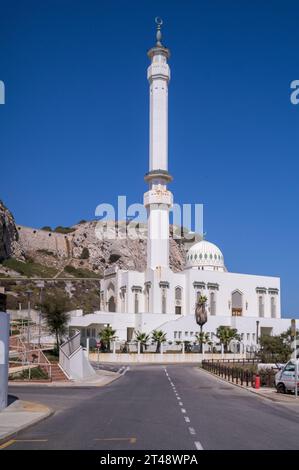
[2,258,58,278]
[64,265,100,278]
[80,247,90,259]
[54,226,75,234]
[41,226,52,231]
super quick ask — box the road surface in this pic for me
[5,365,299,450]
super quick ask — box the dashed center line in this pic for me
[164,367,204,451]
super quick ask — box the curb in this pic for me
[8,370,125,388]
[0,401,54,446]
[197,367,298,404]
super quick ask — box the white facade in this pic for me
[70,23,297,347]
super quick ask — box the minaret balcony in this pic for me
[144,189,173,207]
[147,63,170,82]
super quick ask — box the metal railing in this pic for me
[59,330,81,379]
[202,359,276,388]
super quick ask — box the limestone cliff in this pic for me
[0,201,23,262]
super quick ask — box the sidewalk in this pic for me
[8,368,124,388]
[0,399,52,445]
[199,367,299,404]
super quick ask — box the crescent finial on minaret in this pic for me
[155,17,163,46]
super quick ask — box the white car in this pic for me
[275,359,299,394]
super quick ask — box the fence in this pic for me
[9,334,52,381]
[202,359,277,388]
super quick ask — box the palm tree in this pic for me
[194,331,211,350]
[195,295,208,352]
[99,325,116,352]
[216,326,240,353]
[135,330,150,353]
[41,292,71,354]
[151,330,167,353]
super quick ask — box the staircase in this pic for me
[50,363,69,382]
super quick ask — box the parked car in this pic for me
[275,359,299,394]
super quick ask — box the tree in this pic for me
[259,335,292,363]
[216,326,240,353]
[41,293,71,353]
[135,330,150,353]
[151,330,167,353]
[194,331,212,350]
[99,325,116,352]
[195,295,208,353]
[80,247,90,260]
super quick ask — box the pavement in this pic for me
[0,398,52,446]
[199,367,299,403]
[2,364,299,450]
[0,368,124,446]
[8,368,124,388]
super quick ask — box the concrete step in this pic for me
[50,364,69,382]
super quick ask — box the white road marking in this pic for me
[194,441,204,450]
[166,369,203,450]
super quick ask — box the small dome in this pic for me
[186,240,226,271]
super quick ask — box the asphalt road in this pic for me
[5,365,299,450]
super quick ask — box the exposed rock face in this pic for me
[16,220,193,274]
[0,201,23,262]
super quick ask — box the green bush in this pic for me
[80,247,90,259]
[41,226,52,231]
[63,265,100,278]
[2,258,58,278]
[10,366,49,381]
[54,226,75,234]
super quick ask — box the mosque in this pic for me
[69,21,295,350]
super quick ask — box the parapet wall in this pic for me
[17,225,71,258]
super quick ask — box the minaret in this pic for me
[144,18,173,270]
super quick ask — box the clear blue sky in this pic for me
[0,1,298,317]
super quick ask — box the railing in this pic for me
[202,359,276,388]
[60,330,81,357]
[9,333,52,380]
[59,330,81,379]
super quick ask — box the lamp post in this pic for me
[36,281,45,347]
[256,320,260,350]
[25,289,33,346]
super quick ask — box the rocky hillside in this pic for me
[0,201,23,262]
[0,202,200,313]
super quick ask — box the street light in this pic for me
[256,320,260,350]
[36,281,45,347]
[25,289,33,346]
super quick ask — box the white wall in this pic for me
[0,312,9,410]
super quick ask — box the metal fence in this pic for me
[202,359,276,388]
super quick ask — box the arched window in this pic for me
[162,288,167,314]
[210,292,216,315]
[134,292,139,314]
[175,286,182,315]
[271,296,276,318]
[175,287,182,301]
[107,282,116,312]
[258,295,264,317]
[108,296,116,312]
[232,290,243,316]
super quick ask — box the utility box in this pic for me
[0,289,9,410]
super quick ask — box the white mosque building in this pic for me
[69,21,296,349]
